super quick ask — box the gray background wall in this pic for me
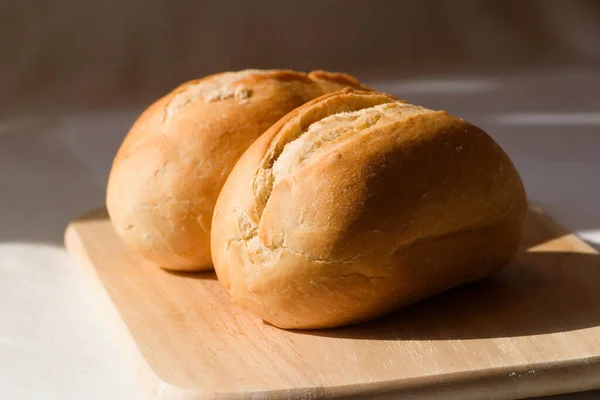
[3,0,600,112]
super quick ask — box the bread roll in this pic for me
[211,89,527,329]
[106,70,369,271]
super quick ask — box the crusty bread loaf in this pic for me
[106,70,369,271]
[211,89,527,329]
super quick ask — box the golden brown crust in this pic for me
[106,69,368,271]
[211,89,527,329]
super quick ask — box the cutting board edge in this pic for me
[65,223,194,400]
[64,208,600,400]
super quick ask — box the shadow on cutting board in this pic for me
[73,207,600,340]
[297,249,600,341]
[164,270,218,280]
[295,210,600,340]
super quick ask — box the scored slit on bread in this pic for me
[212,89,526,329]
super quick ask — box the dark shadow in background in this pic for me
[0,113,131,247]
[3,0,600,111]
[78,208,109,220]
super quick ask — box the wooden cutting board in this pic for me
[64,207,600,400]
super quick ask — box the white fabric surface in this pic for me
[0,71,599,399]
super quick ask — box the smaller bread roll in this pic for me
[211,89,527,329]
[106,69,369,271]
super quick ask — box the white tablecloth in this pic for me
[1,71,599,399]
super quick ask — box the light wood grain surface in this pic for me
[64,207,600,399]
